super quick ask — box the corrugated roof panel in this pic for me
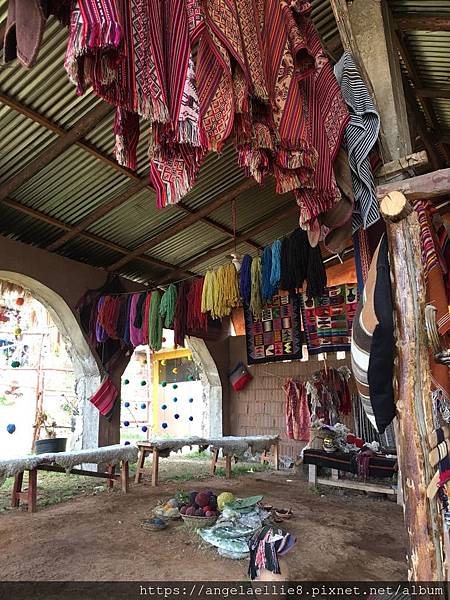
[193,242,251,275]
[57,237,124,269]
[0,203,63,248]
[87,188,186,250]
[148,221,229,265]
[9,147,132,224]
[0,108,57,185]
[391,0,450,15]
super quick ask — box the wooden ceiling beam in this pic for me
[416,88,450,100]
[1,197,194,278]
[377,167,450,201]
[108,179,257,272]
[395,14,450,32]
[0,102,112,202]
[0,92,263,251]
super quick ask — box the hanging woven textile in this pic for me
[89,377,119,420]
[248,525,296,581]
[249,256,262,319]
[148,290,163,351]
[159,284,178,328]
[174,282,189,348]
[239,255,252,304]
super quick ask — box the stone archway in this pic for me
[186,336,223,437]
[0,271,101,450]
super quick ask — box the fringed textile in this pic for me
[248,525,296,581]
[148,290,163,351]
[90,377,118,420]
[114,108,140,170]
[159,284,178,328]
[284,379,310,441]
[239,255,252,304]
[334,52,380,232]
[250,256,262,319]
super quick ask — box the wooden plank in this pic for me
[151,448,159,487]
[28,469,37,513]
[395,14,450,32]
[377,168,450,201]
[376,151,428,179]
[380,192,444,580]
[416,88,450,100]
[0,102,112,202]
[108,178,257,272]
[316,477,396,495]
[121,461,129,493]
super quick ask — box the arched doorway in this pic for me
[0,272,101,453]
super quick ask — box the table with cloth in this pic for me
[303,448,398,498]
[134,436,280,486]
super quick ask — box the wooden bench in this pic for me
[4,444,138,513]
[135,436,280,486]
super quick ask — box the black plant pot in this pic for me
[35,438,67,454]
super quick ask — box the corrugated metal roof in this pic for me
[0,0,447,285]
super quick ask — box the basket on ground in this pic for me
[181,514,217,529]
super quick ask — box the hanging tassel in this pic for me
[270,240,281,290]
[149,291,163,351]
[250,256,263,319]
[159,284,177,328]
[240,255,252,304]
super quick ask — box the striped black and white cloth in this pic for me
[334,52,380,232]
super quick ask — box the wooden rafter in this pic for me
[1,196,195,279]
[394,13,450,32]
[416,88,450,100]
[0,102,112,202]
[108,179,257,272]
[0,92,261,252]
[159,203,300,283]
[394,29,450,164]
[377,167,450,201]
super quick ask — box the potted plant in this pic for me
[34,410,67,454]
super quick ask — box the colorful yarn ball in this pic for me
[140,403,146,409]
[172,368,178,375]
[161,404,167,410]
[173,384,178,389]
[188,398,194,404]
[162,422,168,429]
[123,379,130,385]
[124,441,130,445]
[11,360,20,368]
[6,423,16,434]
[124,402,130,408]
[187,375,194,381]
[142,426,148,432]
[173,397,178,403]
[14,327,22,337]
[161,360,166,366]
[15,297,25,306]
[124,421,130,427]
[189,416,194,422]
[174,414,180,420]
[162,337,166,343]
[140,380,147,386]
[161,381,167,387]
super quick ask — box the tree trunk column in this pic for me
[380,192,444,580]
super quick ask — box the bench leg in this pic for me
[151,449,159,487]
[210,448,219,476]
[121,461,129,493]
[28,469,37,513]
[11,472,24,508]
[308,464,317,486]
[225,454,232,479]
[134,448,146,484]
[331,469,339,481]
[272,442,280,470]
[107,465,115,490]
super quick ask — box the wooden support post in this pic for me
[272,442,280,471]
[151,448,159,487]
[225,454,233,479]
[380,191,444,581]
[121,461,129,493]
[107,465,115,490]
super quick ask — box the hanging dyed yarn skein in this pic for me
[240,255,252,304]
[149,291,163,351]
[250,256,263,319]
[159,284,177,328]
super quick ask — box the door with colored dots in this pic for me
[154,349,202,438]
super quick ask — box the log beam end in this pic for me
[380,191,413,223]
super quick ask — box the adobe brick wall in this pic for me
[228,335,353,459]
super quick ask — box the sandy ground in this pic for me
[0,469,407,581]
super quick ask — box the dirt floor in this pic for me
[0,460,407,582]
